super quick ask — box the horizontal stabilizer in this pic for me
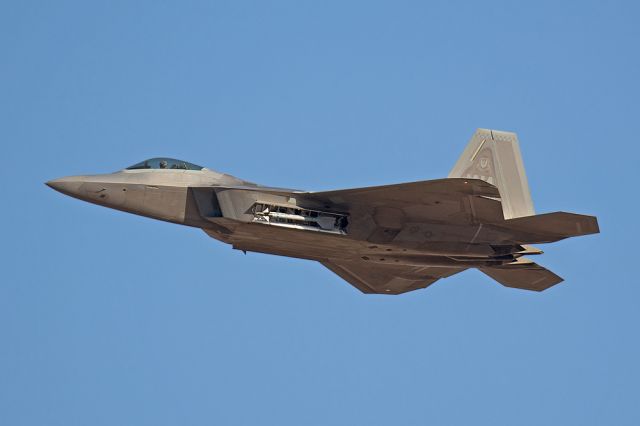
[303,178,500,206]
[496,211,599,243]
[480,260,563,291]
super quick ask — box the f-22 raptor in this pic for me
[47,129,599,294]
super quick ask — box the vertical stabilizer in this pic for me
[449,129,535,219]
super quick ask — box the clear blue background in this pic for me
[1,1,637,425]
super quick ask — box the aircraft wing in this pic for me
[321,260,467,295]
[213,178,499,205]
[303,178,500,207]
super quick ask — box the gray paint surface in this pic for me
[47,129,599,295]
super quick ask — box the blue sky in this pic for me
[1,1,638,425]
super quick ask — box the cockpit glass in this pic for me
[126,158,204,171]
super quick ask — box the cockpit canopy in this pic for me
[126,158,204,171]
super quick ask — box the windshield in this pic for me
[126,158,204,171]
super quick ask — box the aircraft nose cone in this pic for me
[46,177,85,198]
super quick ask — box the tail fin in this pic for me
[449,129,534,219]
[480,258,563,292]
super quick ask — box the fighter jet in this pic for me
[47,129,599,294]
